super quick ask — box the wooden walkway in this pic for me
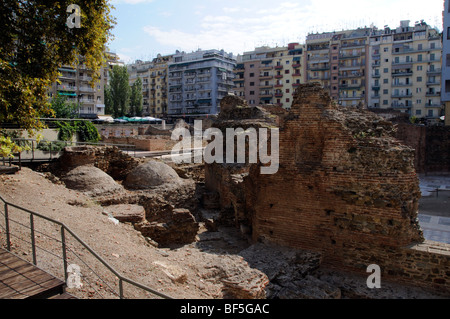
[0,248,74,299]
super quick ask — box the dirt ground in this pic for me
[0,166,447,300]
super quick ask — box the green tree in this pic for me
[106,65,130,117]
[130,77,143,117]
[0,0,115,134]
[51,95,79,119]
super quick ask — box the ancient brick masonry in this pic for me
[246,83,423,250]
[206,84,450,294]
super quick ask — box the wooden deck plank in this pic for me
[0,261,33,277]
[0,249,65,299]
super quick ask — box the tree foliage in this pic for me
[105,65,130,118]
[51,95,79,119]
[0,0,115,133]
[130,77,143,117]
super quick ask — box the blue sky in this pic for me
[108,0,443,63]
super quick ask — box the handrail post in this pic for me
[119,278,124,299]
[30,214,37,265]
[61,226,68,283]
[4,202,10,251]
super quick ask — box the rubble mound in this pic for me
[124,160,181,189]
[61,165,124,197]
[135,208,199,247]
[104,204,146,224]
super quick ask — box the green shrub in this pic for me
[56,121,100,143]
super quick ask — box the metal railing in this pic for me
[0,194,172,299]
[3,139,137,164]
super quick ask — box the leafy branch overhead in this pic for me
[0,0,115,133]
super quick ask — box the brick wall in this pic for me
[395,124,450,174]
[238,83,449,293]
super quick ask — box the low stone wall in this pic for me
[102,136,178,152]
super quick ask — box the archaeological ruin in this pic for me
[29,83,449,298]
[205,83,450,294]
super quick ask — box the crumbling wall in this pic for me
[206,84,450,294]
[58,146,139,181]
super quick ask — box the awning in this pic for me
[58,92,77,97]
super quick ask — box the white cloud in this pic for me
[141,0,443,55]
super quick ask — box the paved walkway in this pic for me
[418,214,450,244]
[418,175,450,244]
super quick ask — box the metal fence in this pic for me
[0,194,171,299]
[2,139,137,165]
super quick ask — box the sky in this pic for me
[108,0,444,64]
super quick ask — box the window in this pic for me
[383,68,389,73]
[418,54,422,62]
[285,70,290,74]
[250,64,254,68]
[250,73,254,77]
[430,43,435,49]
[384,48,389,52]
[417,77,422,82]
[250,82,255,86]
[383,89,389,94]
[286,89,290,93]
[416,99,422,105]
[430,53,435,61]
[446,80,450,93]
[416,109,422,115]
[383,79,389,84]
[250,91,255,95]
[383,100,389,105]
[286,98,290,103]
[428,109,434,117]
[418,44,423,50]
[417,66,423,71]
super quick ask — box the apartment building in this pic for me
[49,52,122,118]
[442,0,450,125]
[128,54,173,117]
[233,43,306,109]
[368,21,442,120]
[306,28,371,107]
[167,49,236,117]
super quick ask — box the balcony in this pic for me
[274,65,283,70]
[426,81,440,86]
[339,94,365,100]
[425,103,442,108]
[427,68,442,75]
[391,93,412,98]
[426,91,441,97]
[259,75,273,80]
[391,103,411,109]
[392,71,413,77]
[292,63,301,68]
[57,85,77,91]
[292,73,301,77]
[275,92,283,98]
[339,64,363,70]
